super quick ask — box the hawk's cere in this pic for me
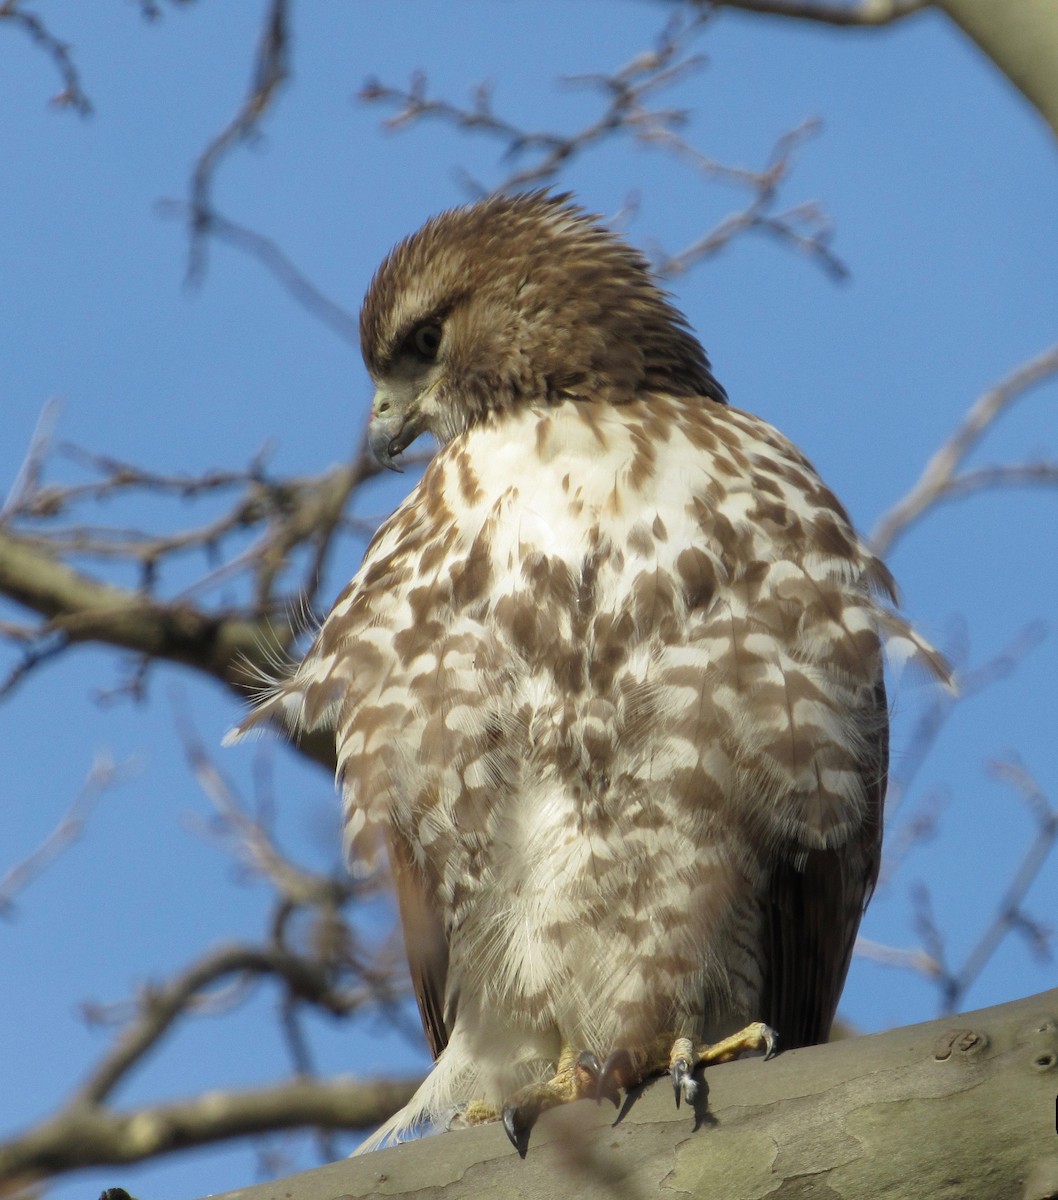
[228,191,946,1155]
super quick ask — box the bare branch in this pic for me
[870,342,1058,556]
[201,989,1058,1200]
[74,943,377,1108]
[0,755,138,916]
[174,704,416,1037]
[879,754,1056,1013]
[883,620,1046,823]
[175,701,354,912]
[1,396,62,521]
[909,881,950,990]
[0,1,92,114]
[0,405,391,776]
[938,0,1058,144]
[185,0,291,282]
[709,0,931,25]
[0,1075,421,1183]
[155,204,361,346]
[945,757,1056,1008]
[360,17,843,282]
[0,522,270,682]
[644,118,848,280]
[854,936,941,976]
[0,729,420,1189]
[359,15,717,193]
[366,19,698,178]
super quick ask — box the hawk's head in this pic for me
[359,190,726,470]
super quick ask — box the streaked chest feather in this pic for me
[324,398,885,902]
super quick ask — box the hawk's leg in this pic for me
[669,1022,779,1107]
[499,1023,778,1155]
[501,1045,611,1157]
[597,1022,779,1109]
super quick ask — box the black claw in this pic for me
[575,1049,605,1103]
[576,1049,602,1076]
[502,1103,533,1158]
[762,1026,780,1061]
[672,1056,690,1109]
[596,1048,632,1107]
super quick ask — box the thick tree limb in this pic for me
[202,988,1058,1200]
[0,1077,421,1183]
[0,524,262,681]
[0,524,338,769]
[938,0,1058,141]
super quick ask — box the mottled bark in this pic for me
[204,988,1058,1200]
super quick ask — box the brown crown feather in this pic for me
[359,191,727,423]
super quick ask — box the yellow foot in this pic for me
[457,1099,500,1126]
[501,1046,606,1157]
[670,1021,779,1107]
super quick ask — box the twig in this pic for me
[943,757,1056,1009]
[871,342,1058,556]
[360,15,844,282]
[74,943,370,1107]
[359,15,714,193]
[708,0,930,25]
[0,755,138,915]
[854,936,941,976]
[175,696,353,910]
[185,0,290,282]
[155,204,361,345]
[644,119,848,280]
[0,1,92,114]
[884,620,1046,822]
[886,758,1056,1014]
[1,396,62,521]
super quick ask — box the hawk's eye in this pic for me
[410,321,443,361]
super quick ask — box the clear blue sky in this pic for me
[2,4,1056,1198]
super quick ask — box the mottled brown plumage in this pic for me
[228,191,945,1153]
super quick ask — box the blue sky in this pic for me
[1,4,1056,1198]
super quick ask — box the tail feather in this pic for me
[877,609,956,693]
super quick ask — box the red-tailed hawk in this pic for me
[228,191,944,1155]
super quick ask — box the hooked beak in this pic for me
[367,385,422,472]
[368,411,409,472]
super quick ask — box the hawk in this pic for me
[228,191,944,1155]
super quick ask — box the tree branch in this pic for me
[0,1076,421,1182]
[0,523,267,685]
[75,944,375,1108]
[708,0,1058,143]
[0,927,421,1188]
[937,0,1058,141]
[200,988,1058,1200]
[0,0,92,114]
[0,754,137,916]
[185,0,291,282]
[870,342,1058,556]
[709,0,930,25]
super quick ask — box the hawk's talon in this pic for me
[597,1047,633,1105]
[501,1102,533,1159]
[671,1056,697,1108]
[574,1050,613,1105]
[500,1045,603,1155]
[694,1020,780,1067]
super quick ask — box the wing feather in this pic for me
[762,675,887,1047]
